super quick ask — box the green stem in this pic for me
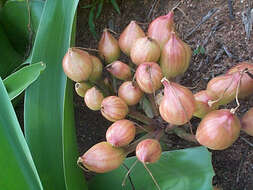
[147,94,159,117]
[128,109,154,125]
[173,128,198,143]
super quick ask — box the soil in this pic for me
[75,0,253,190]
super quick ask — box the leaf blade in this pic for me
[0,78,43,190]
[3,62,46,100]
[89,146,214,190]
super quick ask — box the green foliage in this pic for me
[89,146,214,190]
[0,26,22,78]
[83,0,121,38]
[3,62,46,100]
[0,0,44,78]
[0,78,43,190]
[193,45,205,56]
[0,0,44,55]
[24,0,87,189]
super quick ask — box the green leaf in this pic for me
[63,14,87,190]
[89,6,97,39]
[0,78,43,190]
[0,25,23,78]
[110,0,120,14]
[89,146,214,190]
[95,0,104,19]
[24,0,86,189]
[3,62,46,100]
[0,0,44,55]
[140,95,154,118]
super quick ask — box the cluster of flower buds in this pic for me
[62,10,253,174]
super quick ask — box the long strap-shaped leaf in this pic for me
[24,0,85,189]
[4,62,46,100]
[0,78,43,190]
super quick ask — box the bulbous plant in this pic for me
[241,107,253,136]
[106,60,132,80]
[89,55,103,82]
[206,72,240,105]
[136,139,162,164]
[84,87,104,111]
[75,82,92,97]
[98,29,120,63]
[118,81,143,106]
[227,61,253,98]
[101,96,129,122]
[160,32,192,79]
[77,142,126,173]
[135,62,163,93]
[196,109,241,150]
[106,119,136,147]
[159,78,195,125]
[147,11,174,48]
[193,90,219,118]
[62,48,93,82]
[60,12,253,189]
[130,37,161,65]
[118,21,145,56]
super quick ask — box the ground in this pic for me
[74,0,253,189]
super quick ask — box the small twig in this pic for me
[147,0,160,20]
[202,21,223,48]
[228,0,235,20]
[74,47,99,52]
[236,146,249,184]
[241,136,253,147]
[222,44,234,58]
[122,162,137,190]
[214,48,225,63]
[186,8,218,38]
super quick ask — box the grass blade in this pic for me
[89,5,97,39]
[0,78,43,190]
[95,0,104,19]
[24,0,86,189]
[3,62,46,100]
[110,0,120,14]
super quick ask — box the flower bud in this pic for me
[227,62,253,98]
[206,72,241,105]
[62,48,93,82]
[148,11,175,48]
[106,119,136,147]
[101,96,129,122]
[136,139,162,164]
[98,29,120,63]
[130,37,160,65]
[160,32,192,79]
[89,55,103,82]
[159,78,195,125]
[78,142,126,173]
[241,107,253,136]
[119,21,145,56]
[135,62,163,94]
[75,82,92,97]
[106,60,131,80]
[118,81,143,105]
[193,90,219,118]
[84,87,104,111]
[196,109,241,150]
